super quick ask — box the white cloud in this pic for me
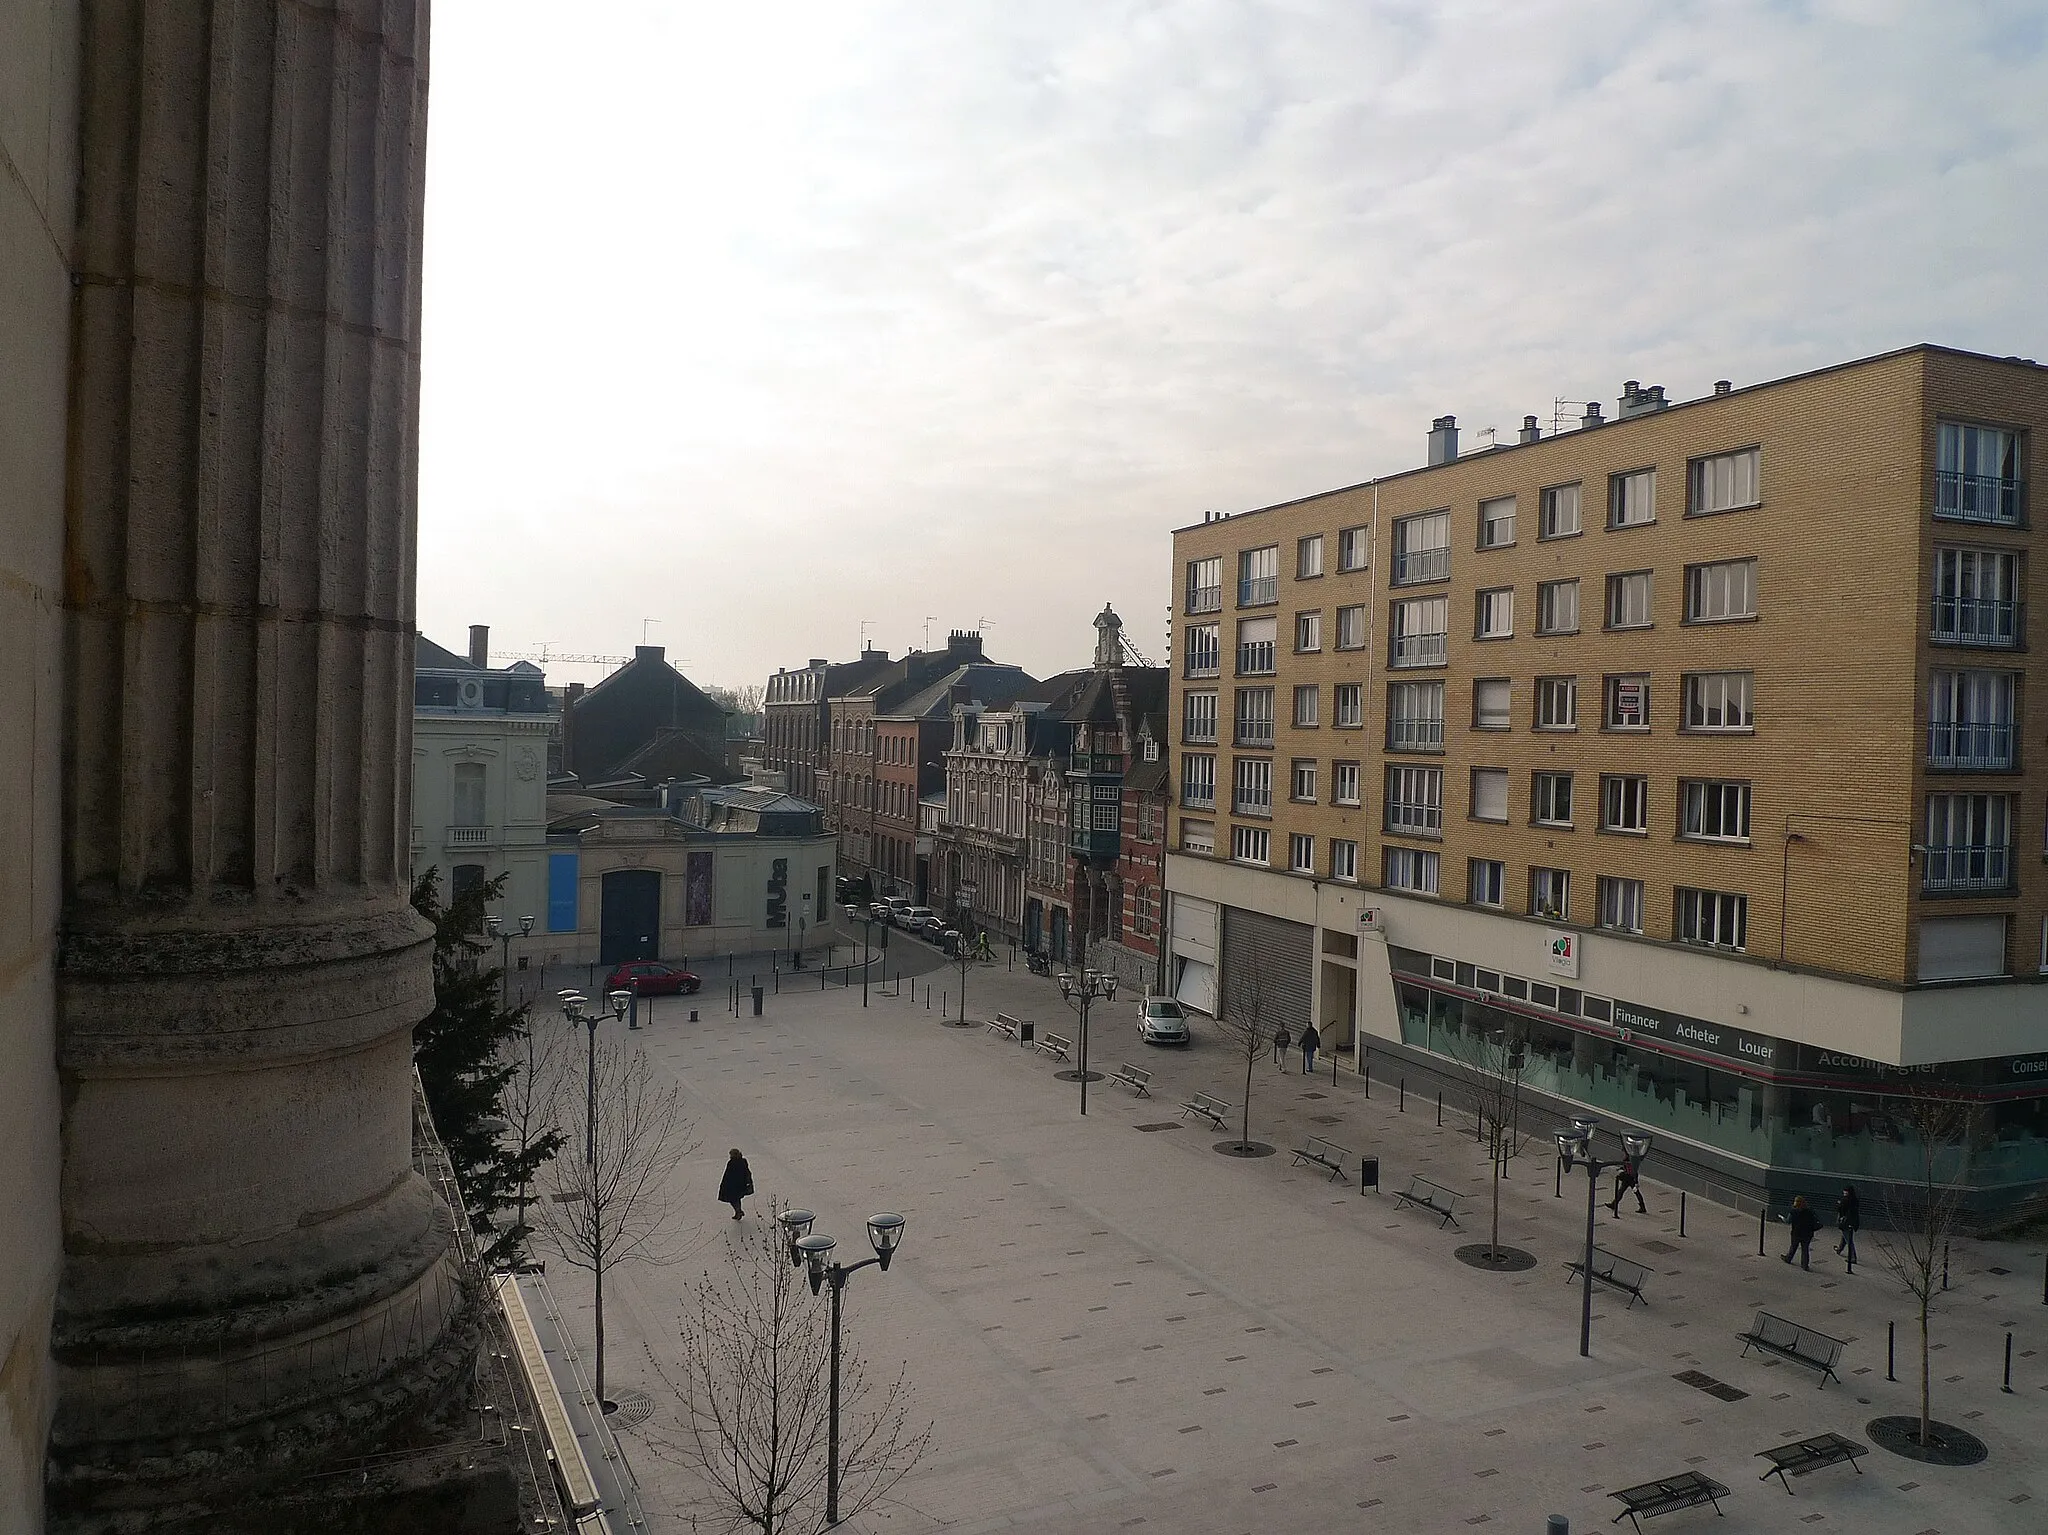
[419,0,2047,684]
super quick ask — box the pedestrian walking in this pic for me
[1607,1158,1647,1215]
[1299,1022,1321,1075]
[718,1148,754,1221]
[1271,1024,1291,1067]
[1834,1185,1861,1266]
[1781,1194,1820,1270]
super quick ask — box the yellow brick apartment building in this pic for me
[1165,345,2047,1211]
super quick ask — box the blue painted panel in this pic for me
[547,852,579,932]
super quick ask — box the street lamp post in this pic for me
[779,1208,908,1526]
[1056,968,1116,1115]
[843,904,877,1006]
[559,988,632,1165]
[1553,1117,1651,1358]
[486,912,535,1009]
[795,890,811,970]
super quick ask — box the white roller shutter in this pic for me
[1174,957,1217,1016]
[1917,916,2007,981]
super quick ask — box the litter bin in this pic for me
[1018,1021,1034,1044]
[750,985,764,1017]
[1359,1155,1379,1193]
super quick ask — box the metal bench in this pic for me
[1608,1471,1728,1532]
[1180,1091,1229,1129]
[1391,1173,1465,1230]
[1107,1063,1152,1097]
[1736,1311,1846,1388]
[985,1014,1020,1041]
[1564,1244,1652,1309]
[1289,1135,1351,1182]
[1755,1432,1866,1493]
[1034,1031,1072,1063]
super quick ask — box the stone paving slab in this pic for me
[548,948,2048,1534]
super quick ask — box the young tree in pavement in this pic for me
[1216,960,1274,1151]
[411,868,562,1264]
[500,1002,574,1263]
[1443,1012,1532,1262]
[537,1036,696,1411]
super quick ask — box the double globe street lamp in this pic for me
[777,1208,908,1526]
[558,988,631,1164]
[486,912,534,1008]
[1055,968,1116,1115]
[1554,1116,1652,1358]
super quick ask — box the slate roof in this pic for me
[415,635,479,671]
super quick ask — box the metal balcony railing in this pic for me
[1391,546,1450,585]
[1921,843,2011,894]
[1185,656,1220,679]
[1934,470,2025,527]
[1234,720,1275,747]
[1926,720,2015,770]
[1390,632,1448,668]
[1385,801,1443,836]
[1182,718,1218,744]
[1236,644,1275,675]
[1238,576,1277,607]
[1181,784,1215,810]
[1232,791,1272,817]
[1388,717,1445,751]
[1930,596,2023,647]
[1186,585,1224,614]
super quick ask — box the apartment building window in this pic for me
[1187,556,1223,614]
[1298,534,1324,579]
[1476,587,1514,639]
[1688,447,1761,515]
[1604,674,1650,731]
[1686,558,1758,623]
[1234,687,1275,745]
[451,762,487,828]
[1474,678,1511,730]
[1532,771,1574,827]
[1536,579,1579,635]
[1923,793,2012,893]
[1289,833,1315,873]
[1331,839,1358,881]
[1675,887,1747,950]
[1928,670,2016,770]
[1232,824,1271,865]
[1183,690,1218,743]
[1335,603,1367,651]
[1232,757,1273,816]
[1292,684,1320,727]
[1332,761,1361,806]
[1238,546,1279,606]
[1605,570,1653,629]
[1338,525,1369,571]
[1935,421,2026,527]
[1931,547,2021,647]
[1181,818,1216,855]
[1333,683,1363,727]
[1237,616,1277,675]
[1470,767,1508,823]
[1535,676,1578,730]
[1392,510,1452,585]
[1387,680,1446,750]
[1294,610,1322,653]
[1682,671,1754,732]
[1181,753,1216,809]
[1385,764,1444,836]
[1609,467,1656,528]
[1530,867,1571,921]
[1540,482,1582,538]
[1385,846,1440,894]
[1680,780,1752,842]
[1291,759,1317,802]
[1391,596,1449,667]
[1185,623,1221,677]
[1477,495,1516,549]
[1601,774,1648,834]
[1469,858,1505,907]
[1597,876,1645,934]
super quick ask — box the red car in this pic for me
[604,960,701,996]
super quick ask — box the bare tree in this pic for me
[1443,1014,1532,1261]
[652,1207,932,1534]
[1215,960,1276,1152]
[500,1016,574,1263]
[1871,1081,1976,1450]
[537,1037,697,1410]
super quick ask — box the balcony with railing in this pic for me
[1927,720,2015,770]
[1187,585,1224,614]
[1390,632,1448,668]
[1388,717,1446,751]
[447,824,493,847]
[1921,842,2011,894]
[1391,546,1450,585]
[1235,642,1275,676]
[1181,782,1215,810]
[1384,800,1443,837]
[1935,470,2026,527]
[1185,654,1221,679]
[1930,596,2023,648]
[1238,575,1277,607]
[1231,788,1272,817]
[1234,719,1275,747]
[1182,715,1218,745]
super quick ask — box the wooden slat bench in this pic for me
[1736,1311,1846,1388]
[1755,1432,1866,1493]
[1107,1063,1152,1097]
[985,1013,1022,1041]
[1289,1135,1351,1182]
[1564,1244,1652,1309]
[1033,1031,1072,1062]
[1608,1471,1728,1532]
[1391,1174,1465,1230]
[1180,1092,1229,1129]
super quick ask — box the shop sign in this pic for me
[1544,929,1579,978]
[1609,1000,1781,1071]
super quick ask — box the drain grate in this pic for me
[1299,1091,1328,1099]
[1310,1113,1345,1125]
[609,1389,657,1428]
[1640,1239,1680,1254]
[1672,1370,1749,1402]
[1135,1122,1185,1132]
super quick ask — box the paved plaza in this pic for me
[555,945,2048,1534]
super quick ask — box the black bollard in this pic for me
[2003,1331,2015,1393]
[1363,1066,1370,1100]
[1554,1156,1562,1199]
[1437,1091,1442,1127]
[773,967,779,994]
[1679,1192,1687,1238]
[1398,1079,1405,1112]
[1758,1204,1767,1257]
[1942,1240,1950,1291]
[1887,1321,1896,1382]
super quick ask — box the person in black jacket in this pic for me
[1299,1023,1322,1075]
[1781,1195,1821,1270]
[1834,1185,1861,1265]
[718,1148,754,1220]
[1607,1157,1646,1216]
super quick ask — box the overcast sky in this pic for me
[417,0,2046,690]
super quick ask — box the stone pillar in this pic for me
[51,0,458,1510]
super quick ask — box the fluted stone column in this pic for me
[50,0,456,1508]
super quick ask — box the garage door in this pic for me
[1174,957,1217,1017]
[1220,906,1313,1031]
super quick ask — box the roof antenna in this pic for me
[860,619,874,652]
[923,616,937,651]
[642,617,659,643]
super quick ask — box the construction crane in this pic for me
[489,646,631,668]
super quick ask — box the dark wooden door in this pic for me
[600,869,661,965]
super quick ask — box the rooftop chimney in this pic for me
[1427,415,1460,466]
[1713,379,1732,396]
[1581,401,1605,430]
[1618,381,1668,419]
[1518,415,1542,445]
[946,630,984,660]
[635,644,664,663]
[468,624,489,666]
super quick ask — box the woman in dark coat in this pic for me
[718,1148,754,1220]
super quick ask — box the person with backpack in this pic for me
[1299,1022,1322,1075]
[1781,1194,1821,1270]
[1834,1185,1861,1265]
